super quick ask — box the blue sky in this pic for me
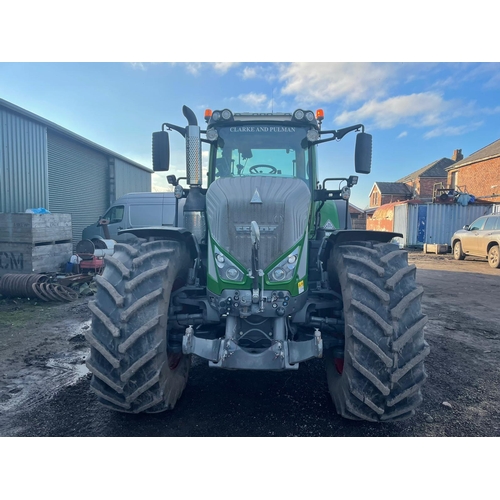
[1,62,500,208]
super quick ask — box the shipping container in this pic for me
[394,203,494,247]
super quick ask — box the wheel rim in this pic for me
[334,358,344,374]
[168,352,182,370]
[454,243,460,257]
[489,247,499,267]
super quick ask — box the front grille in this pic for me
[206,177,310,270]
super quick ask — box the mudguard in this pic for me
[118,226,199,260]
[320,229,402,267]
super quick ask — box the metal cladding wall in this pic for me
[394,203,494,247]
[393,204,409,248]
[47,131,109,246]
[114,158,151,201]
[0,109,48,212]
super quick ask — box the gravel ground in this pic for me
[0,250,499,437]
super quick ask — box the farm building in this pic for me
[445,139,500,203]
[0,98,152,245]
[369,150,462,207]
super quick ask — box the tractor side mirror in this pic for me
[152,131,170,171]
[355,132,372,174]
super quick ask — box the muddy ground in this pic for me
[0,250,499,437]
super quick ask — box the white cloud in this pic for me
[242,66,258,79]
[238,92,268,108]
[278,62,398,104]
[176,62,240,76]
[152,173,172,192]
[482,105,500,115]
[241,64,278,82]
[128,62,147,71]
[185,63,203,76]
[424,121,484,139]
[335,92,454,129]
[212,62,240,73]
[397,131,408,138]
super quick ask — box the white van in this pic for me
[82,192,185,242]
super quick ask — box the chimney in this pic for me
[452,149,463,162]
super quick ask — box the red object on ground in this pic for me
[79,256,105,271]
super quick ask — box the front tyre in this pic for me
[488,245,500,269]
[453,241,465,260]
[326,241,429,422]
[86,239,192,413]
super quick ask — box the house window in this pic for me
[451,171,458,188]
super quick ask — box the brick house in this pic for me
[445,139,500,203]
[369,150,462,207]
[369,182,412,207]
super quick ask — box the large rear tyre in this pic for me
[326,241,429,422]
[86,239,192,413]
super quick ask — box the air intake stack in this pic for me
[182,106,206,244]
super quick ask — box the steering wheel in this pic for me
[249,164,277,174]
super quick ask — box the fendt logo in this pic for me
[235,225,277,233]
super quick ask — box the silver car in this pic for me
[451,213,500,268]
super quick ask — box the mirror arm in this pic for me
[313,124,365,145]
[162,122,186,137]
[335,124,364,139]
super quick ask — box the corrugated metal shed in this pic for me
[0,109,48,212]
[48,131,109,246]
[114,158,151,201]
[0,98,153,247]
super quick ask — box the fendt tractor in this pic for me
[86,106,429,422]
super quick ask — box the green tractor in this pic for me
[86,106,429,422]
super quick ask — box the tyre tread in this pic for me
[326,241,429,422]
[87,239,192,413]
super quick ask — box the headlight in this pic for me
[213,245,244,282]
[293,109,305,120]
[305,111,315,121]
[272,268,286,281]
[307,129,319,142]
[268,247,300,283]
[341,187,351,200]
[206,128,218,141]
[174,185,184,199]
[226,268,240,280]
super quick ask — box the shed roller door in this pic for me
[48,131,109,247]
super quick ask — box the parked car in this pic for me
[451,213,500,268]
[82,192,186,242]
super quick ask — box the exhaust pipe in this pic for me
[183,105,202,186]
[182,106,206,244]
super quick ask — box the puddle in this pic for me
[0,320,91,418]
